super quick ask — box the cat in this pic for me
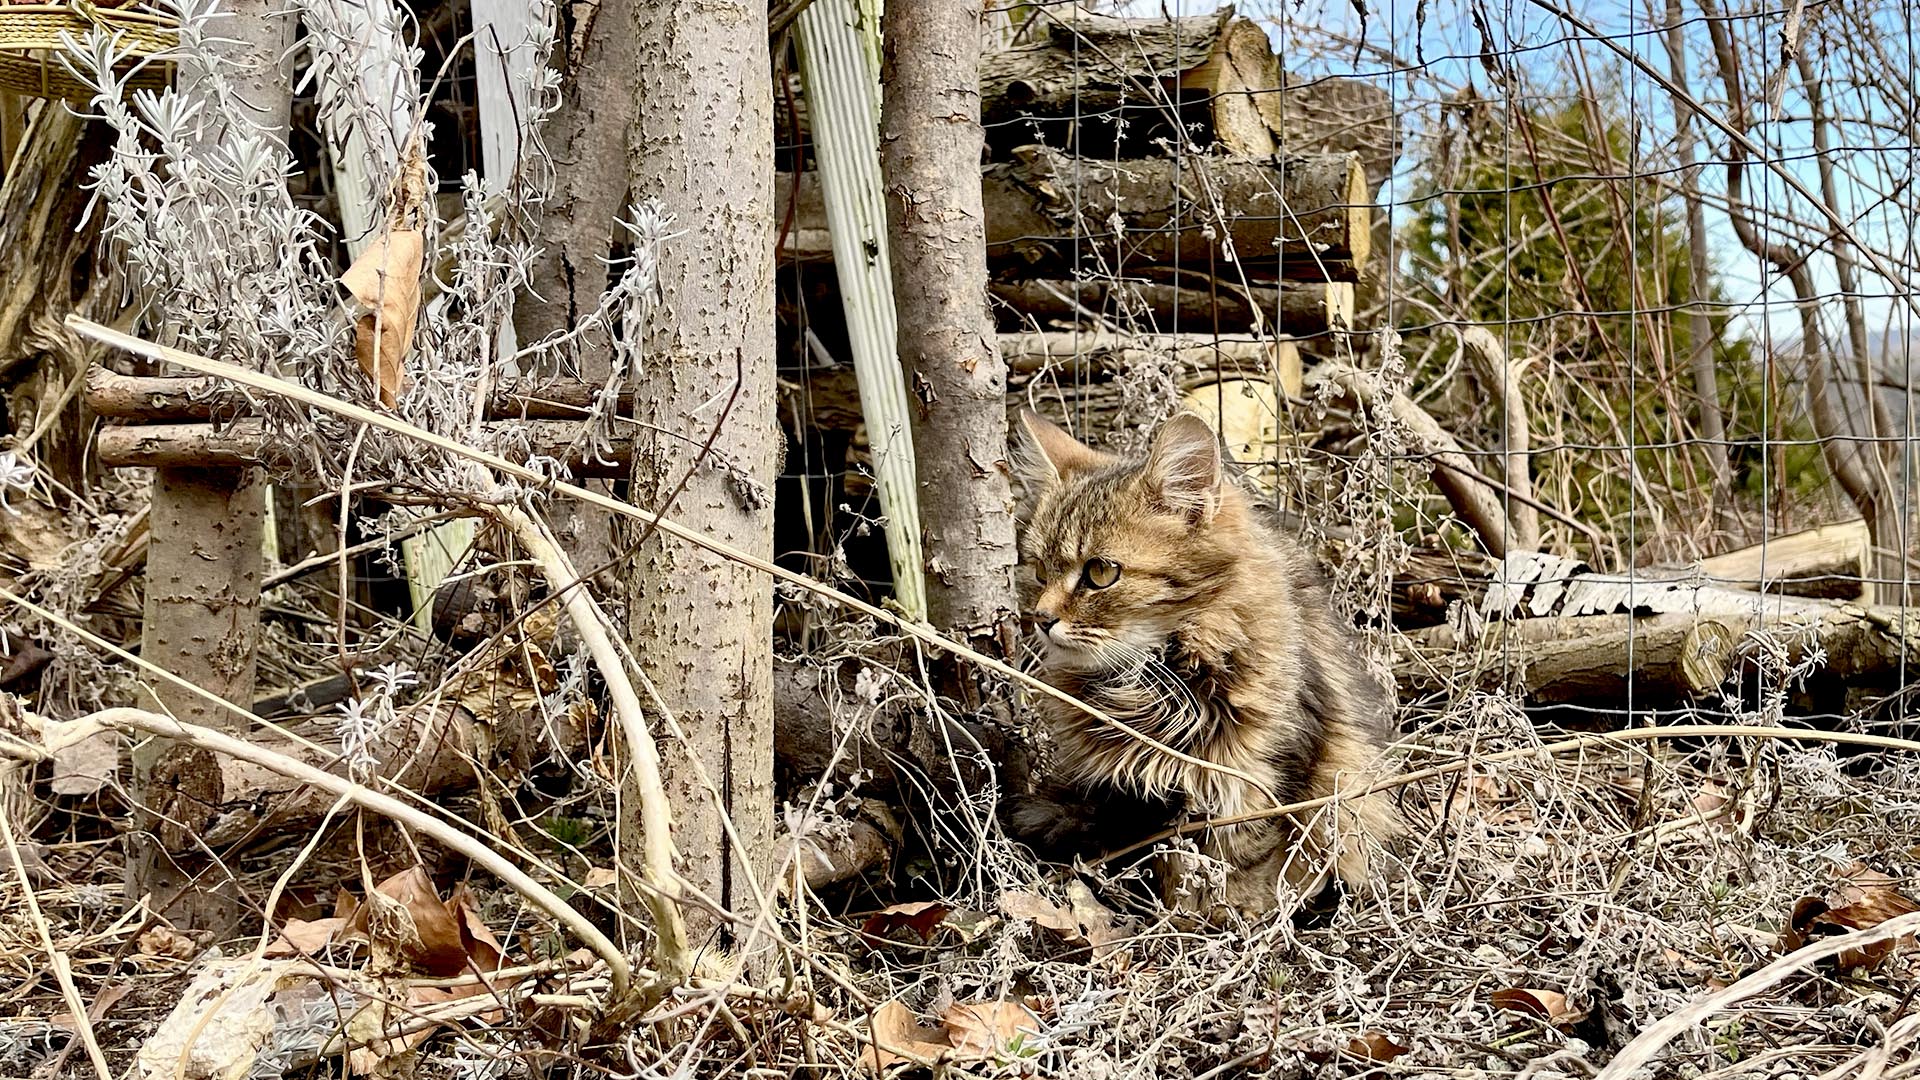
[1001,409,1402,913]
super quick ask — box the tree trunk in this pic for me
[510,0,640,574]
[881,0,1019,658]
[129,0,292,933]
[620,0,776,954]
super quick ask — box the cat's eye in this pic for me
[1081,558,1121,589]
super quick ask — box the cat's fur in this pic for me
[1003,409,1402,912]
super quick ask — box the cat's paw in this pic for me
[998,792,1085,858]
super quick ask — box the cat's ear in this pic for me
[1143,413,1223,521]
[1015,408,1103,484]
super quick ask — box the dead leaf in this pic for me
[137,925,198,960]
[857,998,1042,1074]
[50,982,131,1031]
[859,1000,951,1074]
[344,868,466,975]
[341,229,422,409]
[265,916,348,957]
[1492,987,1584,1027]
[50,727,117,796]
[860,900,953,943]
[448,881,507,976]
[998,890,1077,935]
[1000,885,1130,962]
[1345,1031,1411,1062]
[1783,862,1920,969]
[941,1000,1040,1057]
[582,866,618,889]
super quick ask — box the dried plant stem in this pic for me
[65,316,1275,803]
[489,502,692,989]
[28,707,633,1001]
[1596,911,1920,1080]
[0,775,115,1080]
[1104,723,1920,864]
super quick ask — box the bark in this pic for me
[129,0,293,933]
[0,104,114,494]
[782,10,1400,186]
[990,278,1352,337]
[781,149,1372,279]
[785,332,1302,462]
[1459,327,1539,553]
[1309,362,1517,558]
[1698,519,1870,600]
[1398,614,1738,703]
[880,0,1019,655]
[510,0,640,575]
[621,0,777,953]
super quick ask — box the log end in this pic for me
[1678,620,1738,697]
[1341,153,1373,268]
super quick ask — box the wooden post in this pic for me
[130,0,292,932]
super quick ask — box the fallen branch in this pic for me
[86,369,651,424]
[1459,326,1539,553]
[491,503,692,988]
[1310,361,1519,558]
[1595,910,1920,1080]
[96,419,635,476]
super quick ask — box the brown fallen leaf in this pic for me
[343,868,467,976]
[581,866,619,890]
[860,900,953,944]
[1346,1031,1411,1062]
[1783,862,1920,969]
[265,916,349,957]
[341,228,422,409]
[941,1000,1040,1057]
[1000,885,1130,963]
[1491,987,1585,1028]
[50,981,131,1031]
[859,1000,952,1074]
[137,925,198,960]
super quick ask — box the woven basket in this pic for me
[0,3,175,105]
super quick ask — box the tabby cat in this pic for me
[1002,409,1402,912]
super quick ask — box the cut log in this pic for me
[96,419,637,477]
[87,368,646,423]
[991,278,1352,337]
[1698,519,1869,599]
[1398,595,1920,703]
[1398,614,1738,703]
[979,7,1282,159]
[778,148,1372,278]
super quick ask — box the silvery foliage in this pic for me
[335,661,416,777]
[60,0,676,515]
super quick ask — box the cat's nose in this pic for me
[1035,615,1059,635]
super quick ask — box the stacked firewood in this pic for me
[776,6,1397,456]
